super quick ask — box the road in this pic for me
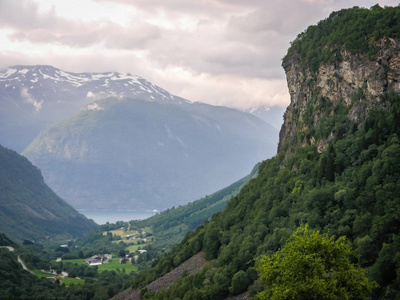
[0,246,34,274]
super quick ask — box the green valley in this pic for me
[1,4,400,300]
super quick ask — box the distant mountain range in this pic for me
[0,65,279,211]
[0,65,192,153]
[0,144,97,242]
[0,65,284,152]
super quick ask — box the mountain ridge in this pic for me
[0,64,188,104]
[0,144,98,242]
[23,94,277,210]
[0,65,280,153]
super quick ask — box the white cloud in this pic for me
[1,0,399,110]
[21,87,43,112]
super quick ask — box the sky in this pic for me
[0,0,398,110]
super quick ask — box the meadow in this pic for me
[61,257,138,274]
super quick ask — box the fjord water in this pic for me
[79,210,157,225]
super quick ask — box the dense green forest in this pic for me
[129,6,400,299]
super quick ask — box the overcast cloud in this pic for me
[0,0,398,109]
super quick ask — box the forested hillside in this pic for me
[0,145,97,242]
[124,5,400,299]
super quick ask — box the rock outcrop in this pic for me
[279,37,400,153]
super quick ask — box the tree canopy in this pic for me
[284,5,400,72]
[256,225,377,300]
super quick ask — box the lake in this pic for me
[78,210,157,225]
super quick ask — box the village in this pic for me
[22,226,155,286]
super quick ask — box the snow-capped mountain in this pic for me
[0,65,189,152]
[0,65,188,104]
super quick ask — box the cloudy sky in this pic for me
[0,0,398,110]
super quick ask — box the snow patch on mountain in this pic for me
[87,103,104,111]
[0,68,17,79]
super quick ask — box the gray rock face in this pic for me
[279,38,400,153]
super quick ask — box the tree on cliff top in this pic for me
[284,5,400,72]
[256,225,377,300]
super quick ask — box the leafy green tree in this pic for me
[256,225,377,300]
[229,270,249,295]
[203,227,221,260]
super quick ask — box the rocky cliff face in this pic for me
[279,37,400,153]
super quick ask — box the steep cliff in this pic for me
[279,5,400,154]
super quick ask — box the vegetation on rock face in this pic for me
[256,225,377,300]
[284,4,400,72]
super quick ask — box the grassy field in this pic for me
[126,244,146,252]
[33,269,56,278]
[103,227,153,238]
[62,258,85,265]
[104,229,126,236]
[62,277,85,286]
[97,258,138,273]
[62,258,138,274]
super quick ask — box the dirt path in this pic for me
[112,252,207,300]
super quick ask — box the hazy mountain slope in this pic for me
[0,144,98,242]
[130,164,259,251]
[23,96,277,210]
[125,5,400,299]
[244,105,286,130]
